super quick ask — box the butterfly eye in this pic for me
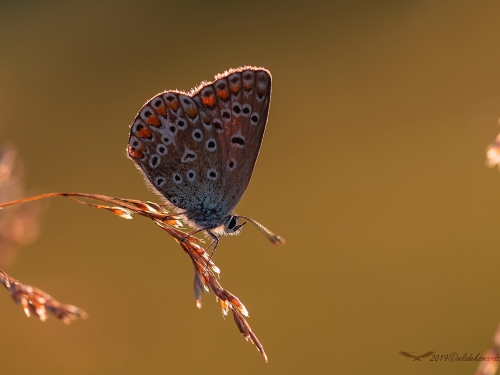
[227,216,237,230]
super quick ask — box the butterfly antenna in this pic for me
[236,216,285,245]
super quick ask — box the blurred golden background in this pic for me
[1,0,500,374]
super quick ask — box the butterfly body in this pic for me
[127,67,283,246]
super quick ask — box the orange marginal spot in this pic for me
[154,105,167,117]
[127,145,144,159]
[229,82,241,94]
[185,106,198,119]
[216,88,229,100]
[167,100,179,112]
[138,144,146,151]
[202,116,210,125]
[146,114,160,127]
[136,127,152,138]
[243,81,253,90]
[201,95,216,107]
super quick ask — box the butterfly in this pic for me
[126,66,284,254]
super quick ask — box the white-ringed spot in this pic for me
[227,158,237,171]
[207,168,218,181]
[221,109,231,121]
[231,135,245,148]
[173,172,183,184]
[205,138,217,152]
[161,135,172,145]
[149,154,161,168]
[213,120,223,133]
[156,144,168,155]
[192,129,203,142]
[250,112,259,125]
[133,119,146,133]
[242,104,251,116]
[232,103,241,116]
[186,170,195,182]
[176,119,187,130]
[155,176,166,187]
[129,136,141,148]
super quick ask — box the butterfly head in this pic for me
[223,215,246,235]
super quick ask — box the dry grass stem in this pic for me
[0,191,269,361]
[0,270,88,323]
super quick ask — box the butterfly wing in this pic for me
[127,90,224,213]
[192,67,272,215]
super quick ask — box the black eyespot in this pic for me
[170,126,176,132]
[156,178,165,185]
[159,146,165,153]
[162,136,171,144]
[231,136,245,146]
[135,124,144,131]
[228,160,235,168]
[209,171,216,178]
[244,73,252,80]
[242,107,250,114]
[230,77,238,84]
[251,115,258,123]
[175,175,181,181]
[132,141,139,147]
[166,95,175,102]
[208,141,215,148]
[214,120,223,131]
[232,105,241,114]
[203,90,212,97]
[154,100,162,107]
[188,172,194,178]
[257,92,265,99]
[145,110,152,117]
[194,131,202,139]
[222,111,230,119]
[177,120,186,128]
[217,83,226,90]
[183,99,190,104]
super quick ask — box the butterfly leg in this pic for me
[181,227,220,262]
[205,230,220,263]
